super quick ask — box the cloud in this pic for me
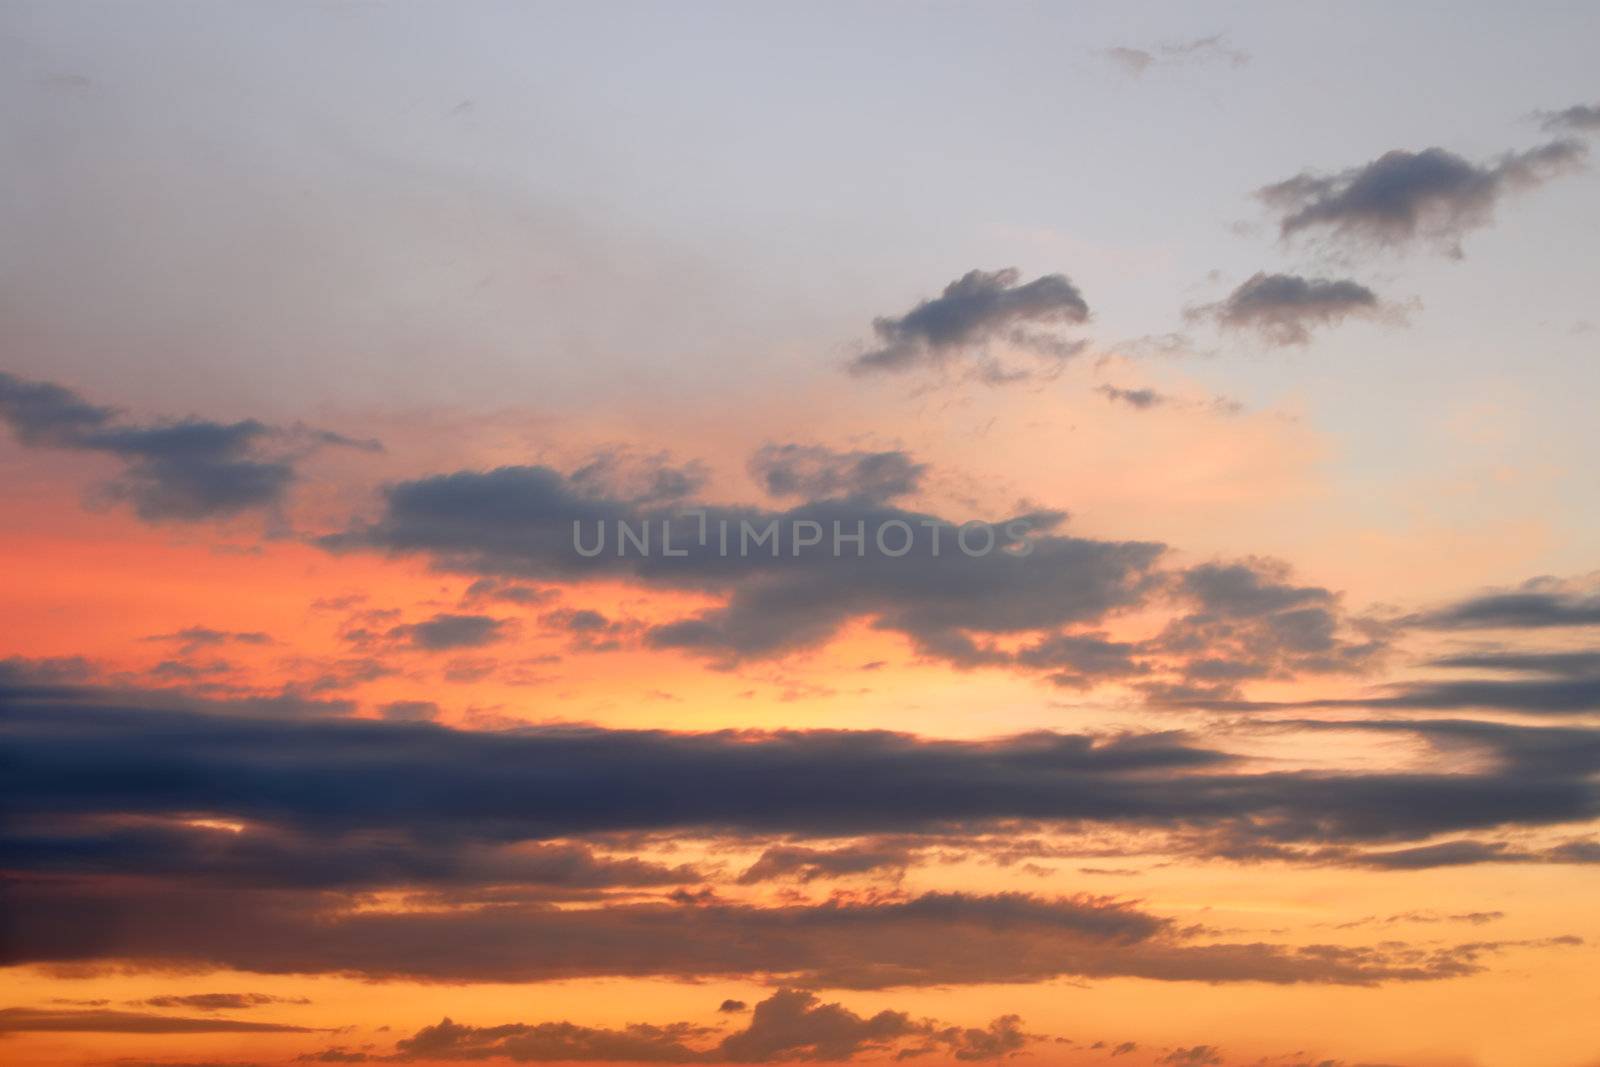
[1099,35,1249,77]
[1339,676,1600,714]
[1158,1047,1223,1066]
[1098,386,1167,409]
[137,992,310,1011]
[1,875,1502,988]
[324,452,1381,688]
[378,700,442,723]
[387,989,1039,1063]
[1538,102,1600,133]
[462,578,557,606]
[1346,839,1522,870]
[1101,47,1156,77]
[1097,386,1243,417]
[569,450,709,506]
[537,607,635,652]
[0,371,377,521]
[4,688,1593,984]
[0,811,705,894]
[749,444,926,505]
[1187,273,1388,346]
[848,268,1089,378]
[394,1015,713,1063]
[1408,577,1600,629]
[719,989,928,1062]
[736,841,916,884]
[1427,649,1600,675]
[6,691,1596,872]
[325,463,1173,669]
[386,613,511,651]
[0,1007,313,1034]
[142,627,274,654]
[1139,560,1388,695]
[1259,140,1586,256]
[1214,833,1600,872]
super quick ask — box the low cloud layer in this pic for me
[5,686,1596,876]
[385,989,1037,1063]
[2,874,1514,988]
[0,1007,313,1034]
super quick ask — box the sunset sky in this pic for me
[2,4,1599,1067]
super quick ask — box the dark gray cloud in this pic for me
[0,812,704,894]
[642,509,1161,666]
[325,463,1174,670]
[0,875,1504,988]
[537,607,634,653]
[1356,676,1600,714]
[749,444,926,505]
[387,612,511,651]
[0,371,377,521]
[325,459,1377,688]
[378,700,442,722]
[1098,385,1168,409]
[5,690,1595,863]
[393,1015,711,1062]
[462,577,557,607]
[1188,272,1386,346]
[138,993,309,1011]
[1098,387,1244,417]
[1187,675,1600,716]
[1539,102,1600,133]
[387,989,1037,1063]
[0,1007,313,1034]
[542,608,615,633]
[736,841,916,884]
[1139,561,1388,696]
[1259,140,1587,256]
[142,626,273,654]
[1427,649,1600,675]
[569,450,709,506]
[1408,578,1600,629]
[1347,839,1524,870]
[848,268,1089,377]
[1014,632,1149,689]
[4,687,1594,984]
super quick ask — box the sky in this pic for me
[1,3,1598,1066]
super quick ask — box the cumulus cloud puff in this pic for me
[849,268,1090,380]
[1259,140,1586,257]
[1188,272,1389,346]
